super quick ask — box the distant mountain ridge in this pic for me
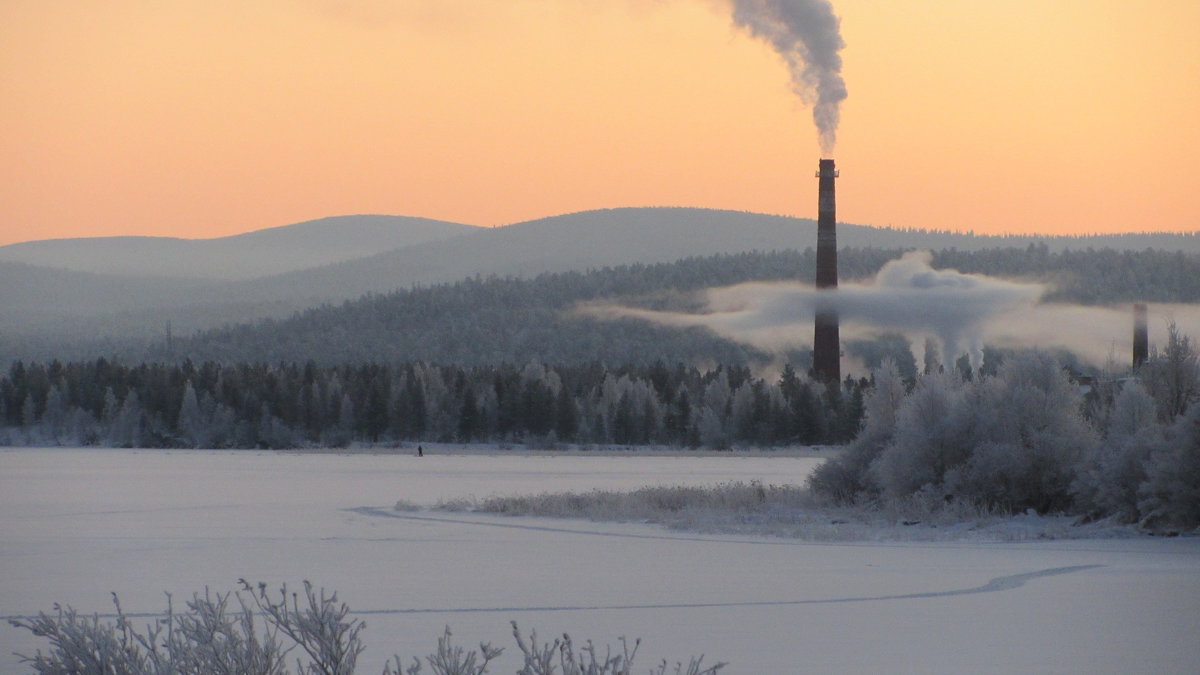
[161,208,1200,307]
[0,215,478,280]
[5,208,1198,284]
[6,207,1198,283]
[2,207,1198,364]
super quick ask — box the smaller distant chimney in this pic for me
[1133,303,1148,369]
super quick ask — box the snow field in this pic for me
[1,448,1198,673]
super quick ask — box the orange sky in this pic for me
[1,0,1197,247]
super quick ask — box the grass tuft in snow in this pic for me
[431,481,1144,542]
[393,499,423,512]
[438,481,807,522]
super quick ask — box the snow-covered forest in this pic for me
[808,325,1200,531]
[5,244,1198,366]
[161,245,1200,367]
[0,359,864,449]
[4,239,1197,525]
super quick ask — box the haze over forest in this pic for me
[2,208,1197,369]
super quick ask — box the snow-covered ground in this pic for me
[2,447,1197,673]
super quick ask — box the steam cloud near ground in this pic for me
[579,250,1200,372]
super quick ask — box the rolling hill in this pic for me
[2,207,1197,364]
[0,215,478,280]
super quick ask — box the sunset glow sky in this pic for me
[2,0,1197,247]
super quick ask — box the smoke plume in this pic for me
[728,0,847,154]
[578,251,1200,372]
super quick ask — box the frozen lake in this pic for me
[2,447,1198,673]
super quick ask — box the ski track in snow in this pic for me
[1,505,1109,623]
[346,564,1103,615]
[337,507,1102,613]
[1,563,1102,621]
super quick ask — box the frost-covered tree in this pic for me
[41,384,67,443]
[730,382,758,441]
[1137,402,1200,531]
[21,392,36,430]
[922,337,941,375]
[808,360,906,502]
[814,352,1097,514]
[869,371,970,501]
[695,406,728,450]
[1141,321,1200,421]
[554,385,578,441]
[943,352,1095,513]
[1074,380,1164,522]
[209,400,238,448]
[100,387,119,434]
[111,390,146,447]
[702,372,732,425]
[177,380,205,447]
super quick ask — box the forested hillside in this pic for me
[4,208,1197,368]
[5,245,1197,451]
[164,245,1200,367]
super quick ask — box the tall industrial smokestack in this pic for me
[813,158,840,383]
[1133,303,1148,370]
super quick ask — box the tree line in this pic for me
[0,359,865,450]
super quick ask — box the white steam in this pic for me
[579,250,1200,372]
[728,0,847,154]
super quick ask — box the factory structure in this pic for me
[1133,303,1149,369]
[807,158,1148,380]
[813,158,841,383]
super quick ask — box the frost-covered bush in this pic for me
[510,622,724,675]
[812,352,1098,514]
[242,580,365,675]
[941,352,1095,513]
[383,626,501,675]
[807,360,906,503]
[1074,380,1165,522]
[1137,402,1200,531]
[9,582,354,675]
[11,583,723,675]
[869,371,971,502]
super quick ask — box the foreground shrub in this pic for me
[9,582,723,675]
[9,582,352,675]
[509,622,723,675]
